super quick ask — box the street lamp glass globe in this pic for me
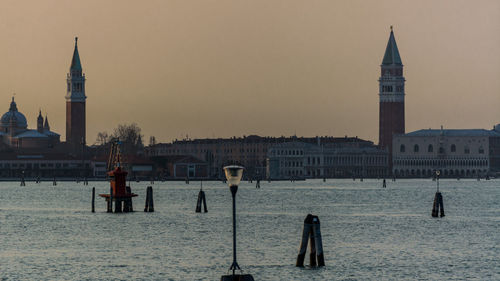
[224,165,244,186]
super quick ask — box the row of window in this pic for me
[394,169,488,177]
[277,150,303,156]
[281,161,303,168]
[400,144,484,154]
[324,156,386,166]
[0,162,88,169]
[394,159,488,167]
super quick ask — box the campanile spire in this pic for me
[66,37,86,151]
[379,27,405,171]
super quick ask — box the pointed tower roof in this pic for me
[44,115,50,129]
[382,27,402,65]
[70,37,82,71]
[38,109,43,119]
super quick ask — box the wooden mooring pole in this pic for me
[107,185,113,213]
[91,187,95,213]
[144,186,154,212]
[296,214,325,267]
[195,190,208,213]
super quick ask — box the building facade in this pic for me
[146,136,373,179]
[266,141,388,179]
[379,27,405,169]
[0,98,60,149]
[392,127,500,178]
[66,37,86,151]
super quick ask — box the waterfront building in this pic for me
[145,135,373,179]
[266,140,388,179]
[392,126,500,177]
[379,27,405,169]
[0,98,60,149]
[66,37,87,152]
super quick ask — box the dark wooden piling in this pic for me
[383,179,386,188]
[296,214,313,267]
[432,192,445,218]
[20,177,25,186]
[92,187,95,213]
[195,190,208,213]
[309,226,317,267]
[144,186,154,212]
[312,216,325,266]
[123,186,133,212]
[438,192,445,217]
[114,199,122,213]
[84,177,88,185]
[53,177,57,186]
[256,179,260,188]
[296,214,325,267]
[108,185,113,213]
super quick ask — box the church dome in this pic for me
[1,97,28,129]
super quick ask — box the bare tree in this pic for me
[112,123,143,154]
[96,131,110,146]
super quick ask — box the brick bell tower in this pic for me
[66,37,86,151]
[379,27,405,169]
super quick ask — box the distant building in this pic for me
[145,135,374,178]
[379,27,405,170]
[266,140,388,179]
[0,98,60,149]
[0,37,93,178]
[392,126,500,177]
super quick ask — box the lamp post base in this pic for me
[221,274,255,281]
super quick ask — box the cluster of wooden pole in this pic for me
[431,192,445,217]
[382,179,386,188]
[255,179,260,188]
[20,176,25,186]
[195,190,207,213]
[144,186,154,212]
[104,190,134,213]
[52,177,57,186]
[296,214,325,267]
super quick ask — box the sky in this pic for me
[0,0,499,145]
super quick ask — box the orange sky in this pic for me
[0,0,499,145]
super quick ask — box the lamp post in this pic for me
[221,165,254,281]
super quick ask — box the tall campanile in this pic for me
[379,27,405,166]
[66,37,86,151]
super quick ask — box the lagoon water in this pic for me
[1,179,499,280]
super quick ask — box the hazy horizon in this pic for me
[1,0,499,145]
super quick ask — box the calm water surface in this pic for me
[1,179,499,280]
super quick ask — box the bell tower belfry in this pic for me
[66,37,86,150]
[379,27,405,168]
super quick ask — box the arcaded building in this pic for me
[392,126,500,178]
